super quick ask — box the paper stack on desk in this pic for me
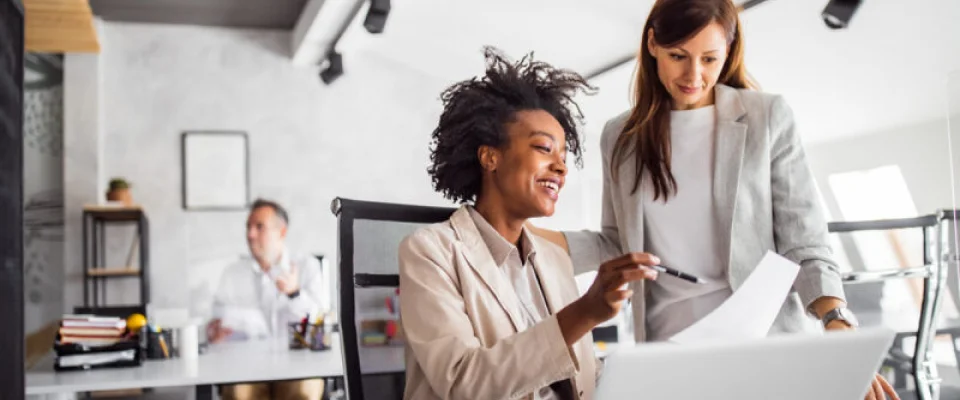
[57,314,128,346]
[670,251,800,344]
[54,315,142,371]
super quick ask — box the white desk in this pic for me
[27,335,346,397]
[27,333,621,398]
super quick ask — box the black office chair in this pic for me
[331,197,455,400]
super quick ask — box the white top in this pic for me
[643,105,732,342]
[212,250,330,339]
[467,207,562,400]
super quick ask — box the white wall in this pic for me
[63,51,103,313]
[805,117,958,221]
[68,22,591,312]
[74,20,960,315]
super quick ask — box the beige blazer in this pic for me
[565,84,846,341]
[399,207,597,400]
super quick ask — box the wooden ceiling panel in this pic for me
[25,0,99,53]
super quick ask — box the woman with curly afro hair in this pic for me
[398,48,660,400]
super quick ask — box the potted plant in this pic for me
[106,178,134,205]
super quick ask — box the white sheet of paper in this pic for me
[670,251,800,344]
[219,306,270,341]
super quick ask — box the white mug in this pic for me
[179,324,200,360]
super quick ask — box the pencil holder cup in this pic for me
[145,328,174,359]
[288,322,329,351]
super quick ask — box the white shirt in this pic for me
[212,250,330,340]
[643,105,732,342]
[467,207,562,400]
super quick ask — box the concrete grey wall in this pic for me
[23,54,64,334]
[63,50,104,313]
[68,22,590,314]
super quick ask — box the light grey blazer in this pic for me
[564,84,846,342]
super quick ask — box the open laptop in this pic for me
[596,327,895,400]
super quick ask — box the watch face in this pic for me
[839,308,859,327]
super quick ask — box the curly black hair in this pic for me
[427,47,595,204]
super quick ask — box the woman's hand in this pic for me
[206,319,233,344]
[579,253,660,323]
[862,373,898,400]
[557,253,659,345]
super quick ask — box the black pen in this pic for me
[650,265,708,284]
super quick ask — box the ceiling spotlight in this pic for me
[821,0,862,29]
[319,51,343,84]
[363,0,390,34]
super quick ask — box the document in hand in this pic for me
[670,251,799,344]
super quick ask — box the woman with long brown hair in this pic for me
[531,0,897,398]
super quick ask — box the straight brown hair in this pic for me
[612,0,755,200]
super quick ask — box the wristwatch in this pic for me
[287,289,301,299]
[822,307,859,328]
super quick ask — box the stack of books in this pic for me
[54,315,142,371]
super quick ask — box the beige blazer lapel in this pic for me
[712,84,749,288]
[530,239,589,400]
[530,244,570,315]
[448,207,526,332]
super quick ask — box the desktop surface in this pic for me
[27,335,346,395]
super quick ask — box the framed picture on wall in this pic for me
[181,131,250,210]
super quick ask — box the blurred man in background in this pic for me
[208,198,329,400]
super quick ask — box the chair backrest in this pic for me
[332,197,455,400]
